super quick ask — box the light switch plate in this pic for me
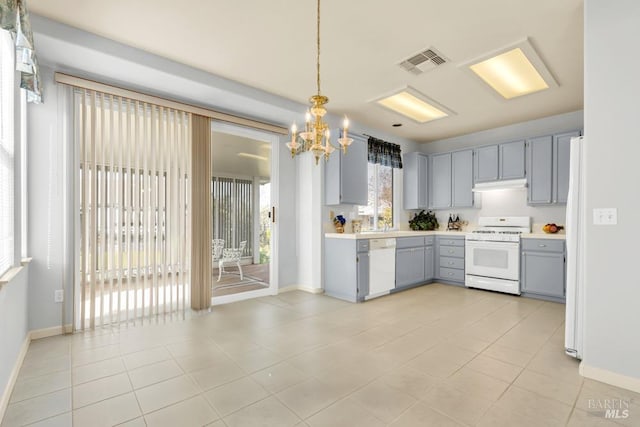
[54,289,64,303]
[593,208,618,225]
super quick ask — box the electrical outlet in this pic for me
[593,208,618,225]
[54,289,64,303]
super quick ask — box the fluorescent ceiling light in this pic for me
[374,88,453,123]
[463,38,557,99]
[237,152,268,161]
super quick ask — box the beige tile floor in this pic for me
[2,284,638,426]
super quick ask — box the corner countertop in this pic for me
[521,232,566,240]
[325,230,468,239]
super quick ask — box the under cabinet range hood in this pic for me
[472,178,527,192]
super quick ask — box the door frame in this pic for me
[210,121,279,305]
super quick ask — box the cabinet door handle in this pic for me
[448,250,454,254]
[538,244,547,248]
[448,272,454,276]
[448,261,454,265]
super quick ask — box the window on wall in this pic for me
[0,30,15,276]
[359,163,393,231]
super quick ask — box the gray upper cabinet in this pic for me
[428,150,474,210]
[452,150,474,208]
[527,130,580,205]
[499,140,526,179]
[403,152,428,210]
[474,141,525,183]
[527,135,553,204]
[430,153,452,209]
[325,134,368,206]
[474,145,499,182]
[554,131,580,204]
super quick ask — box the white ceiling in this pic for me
[28,0,584,143]
[211,132,271,179]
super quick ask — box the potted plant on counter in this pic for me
[408,210,439,231]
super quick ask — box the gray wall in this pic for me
[421,110,584,155]
[0,267,29,406]
[276,136,298,289]
[27,68,73,330]
[583,0,640,381]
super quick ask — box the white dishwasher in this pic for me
[366,238,396,300]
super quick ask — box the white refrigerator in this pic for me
[565,136,585,359]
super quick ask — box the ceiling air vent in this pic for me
[399,47,448,75]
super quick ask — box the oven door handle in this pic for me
[465,240,519,250]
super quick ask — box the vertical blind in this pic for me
[0,30,15,277]
[212,176,253,258]
[75,88,192,330]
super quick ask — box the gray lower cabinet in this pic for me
[396,247,425,287]
[325,134,368,205]
[357,251,369,300]
[395,236,435,290]
[435,236,465,284]
[324,238,369,302]
[424,245,434,281]
[403,152,429,209]
[521,239,565,302]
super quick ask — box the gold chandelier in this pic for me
[287,0,352,164]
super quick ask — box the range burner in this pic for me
[467,217,531,242]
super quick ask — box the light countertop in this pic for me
[521,232,566,240]
[325,230,467,239]
[325,230,566,240]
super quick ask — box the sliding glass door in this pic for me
[210,123,276,301]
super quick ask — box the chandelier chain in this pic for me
[286,0,352,164]
[316,0,321,95]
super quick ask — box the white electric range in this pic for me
[465,216,531,295]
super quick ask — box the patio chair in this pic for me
[212,239,225,262]
[217,241,247,282]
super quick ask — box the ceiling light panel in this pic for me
[237,152,268,161]
[374,88,454,124]
[462,38,558,100]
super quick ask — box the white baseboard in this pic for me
[278,285,324,295]
[29,324,73,341]
[580,362,640,394]
[0,335,30,423]
[0,323,73,421]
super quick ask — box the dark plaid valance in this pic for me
[367,136,402,169]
